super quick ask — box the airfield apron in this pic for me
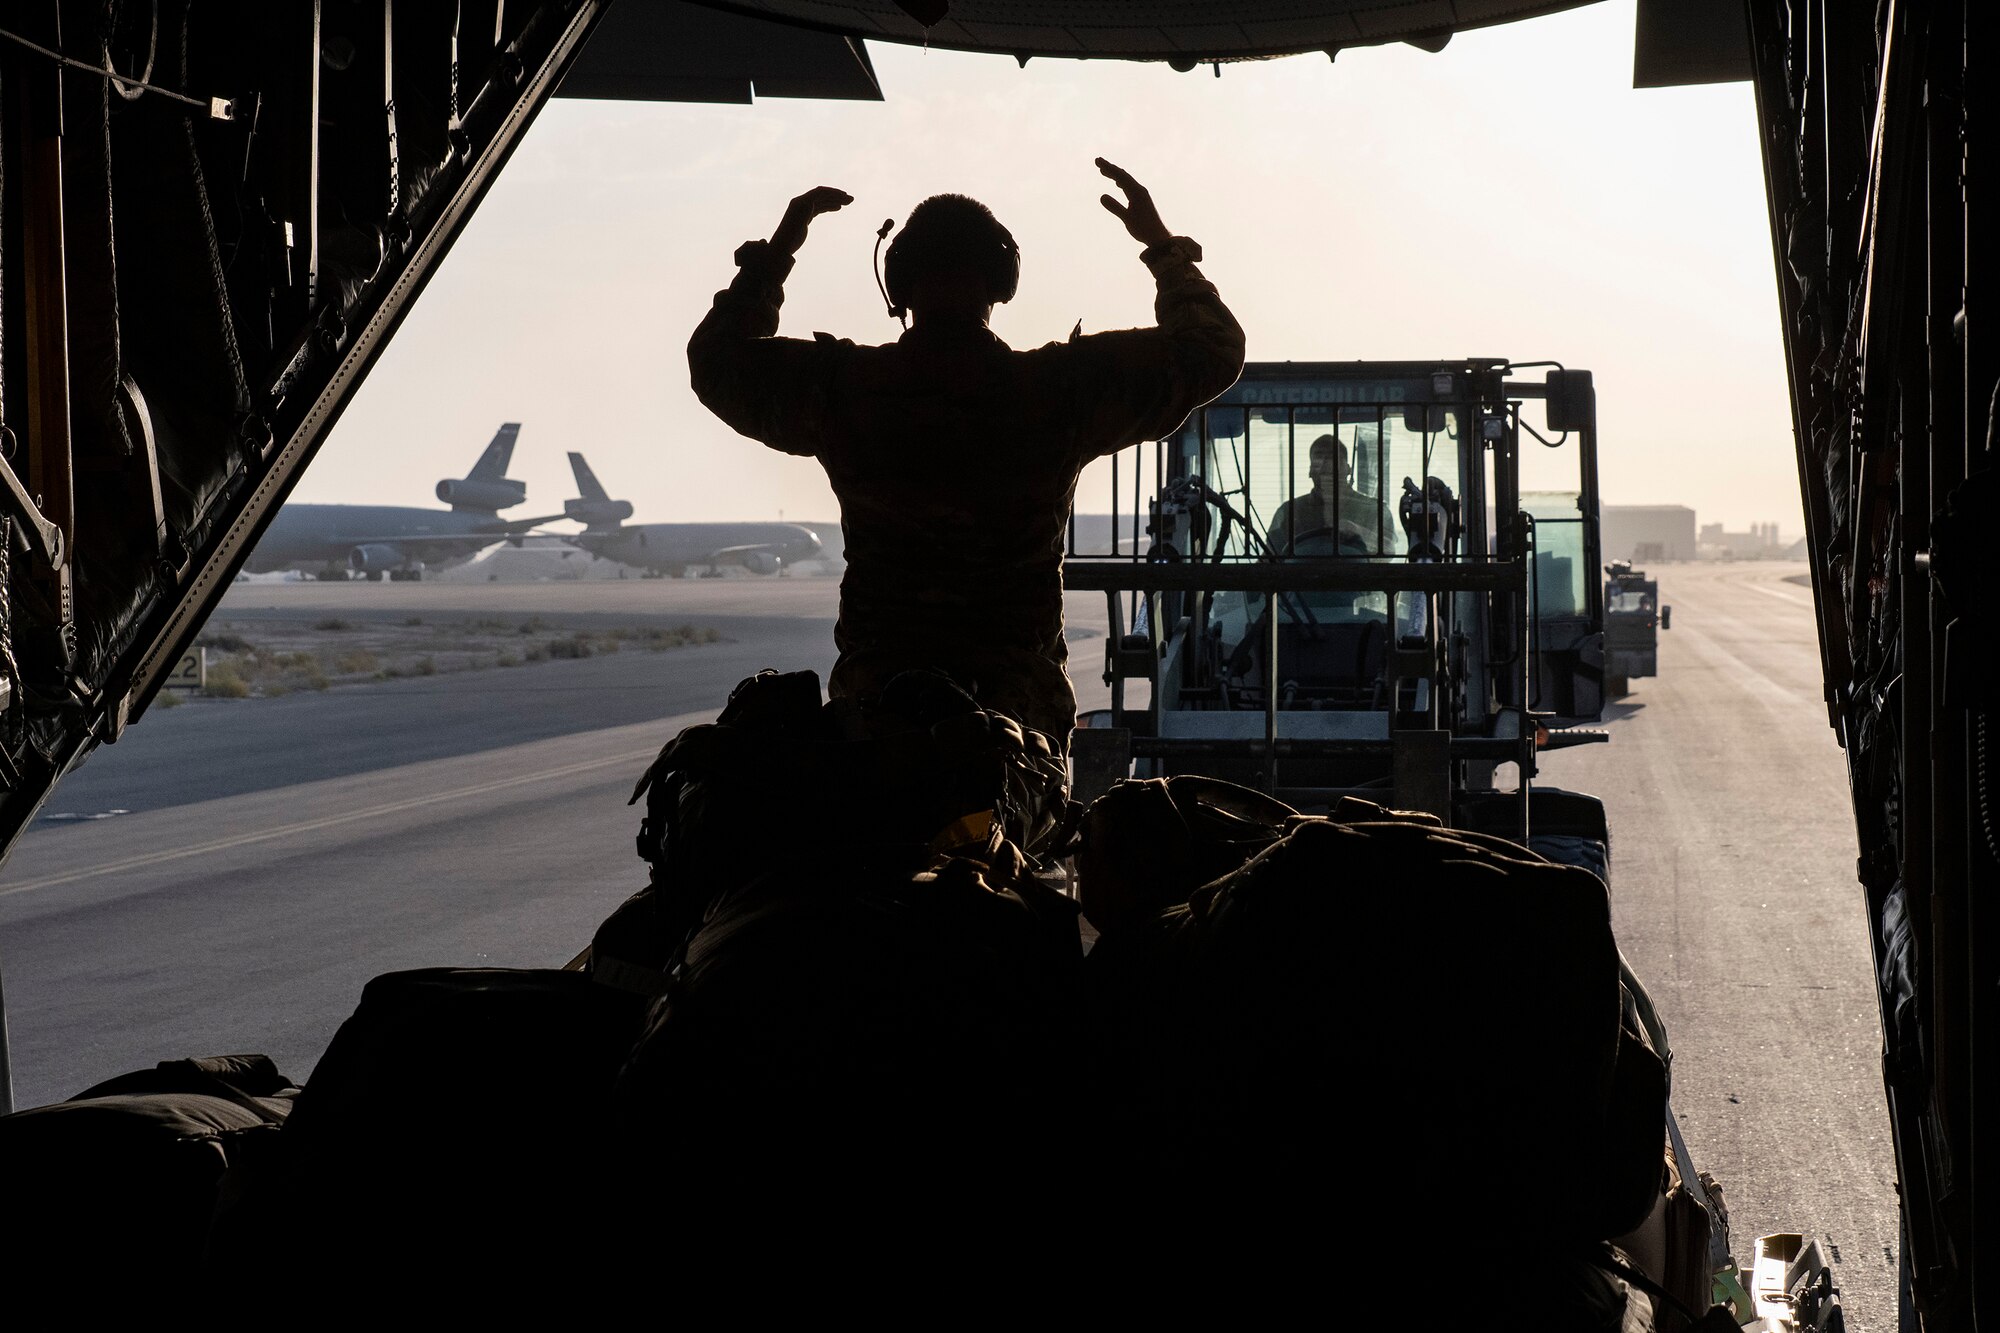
[688,234,1245,746]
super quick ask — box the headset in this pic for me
[872,197,1020,327]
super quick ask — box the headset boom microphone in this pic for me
[873,218,905,327]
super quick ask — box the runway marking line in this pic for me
[1741,581,1813,608]
[1,745,661,898]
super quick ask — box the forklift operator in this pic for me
[1267,433,1389,556]
[688,160,1245,749]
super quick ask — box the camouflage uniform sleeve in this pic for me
[686,239,833,458]
[1067,236,1247,459]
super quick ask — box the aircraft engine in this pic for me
[740,551,783,576]
[349,543,404,573]
[564,497,634,526]
[435,476,528,511]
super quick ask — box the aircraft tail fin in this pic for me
[565,452,633,530]
[568,451,610,502]
[469,423,521,481]
[437,422,526,513]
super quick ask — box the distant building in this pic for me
[1699,520,1790,560]
[1602,505,1698,563]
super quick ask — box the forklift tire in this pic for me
[1531,834,1610,888]
[1459,788,1612,889]
[1607,674,1629,698]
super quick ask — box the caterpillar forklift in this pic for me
[1068,358,1617,864]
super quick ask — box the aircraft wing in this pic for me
[334,515,567,548]
[493,514,568,536]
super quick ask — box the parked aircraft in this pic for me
[244,425,561,580]
[563,453,824,576]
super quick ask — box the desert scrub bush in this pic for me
[196,630,254,653]
[415,655,438,676]
[334,649,379,675]
[152,688,183,709]
[496,651,520,668]
[523,643,548,663]
[544,634,592,660]
[314,617,352,632]
[517,616,548,635]
[635,624,724,649]
[204,663,250,698]
[403,616,424,626]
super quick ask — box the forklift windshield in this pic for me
[1189,397,1469,667]
[1608,587,1656,616]
[1196,401,1467,563]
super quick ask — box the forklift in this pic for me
[1068,358,1615,864]
[1604,560,1670,696]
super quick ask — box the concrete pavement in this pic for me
[1541,562,1894,1329]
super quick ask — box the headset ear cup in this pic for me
[992,241,1020,305]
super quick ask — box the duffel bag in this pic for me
[1086,816,1662,1250]
[0,1054,297,1286]
[213,967,646,1286]
[614,852,1085,1221]
[592,667,1071,995]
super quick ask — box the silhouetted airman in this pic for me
[689,160,1244,749]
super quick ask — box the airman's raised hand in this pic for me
[771,186,854,256]
[1096,158,1173,249]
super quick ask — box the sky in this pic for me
[308,0,1803,539]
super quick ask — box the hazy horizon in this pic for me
[303,0,1803,539]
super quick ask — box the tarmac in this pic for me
[0,563,1895,1329]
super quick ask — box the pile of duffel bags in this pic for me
[0,668,1725,1325]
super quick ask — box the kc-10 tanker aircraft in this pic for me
[243,424,561,580]
[561,453,823,577]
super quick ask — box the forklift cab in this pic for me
[1069,359,1607,826]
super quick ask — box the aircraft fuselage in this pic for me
[578,522,823,575]
[244,504,524,574]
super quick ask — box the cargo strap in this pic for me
[1582,1245,1733,1329]
[1666,1105,1730,1275]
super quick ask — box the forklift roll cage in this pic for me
[1067,359,1607,841]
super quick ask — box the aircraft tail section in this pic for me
[569,452,611,503]
[436,423,528,513]
[565,452,634,530]
[470,423,521,480]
